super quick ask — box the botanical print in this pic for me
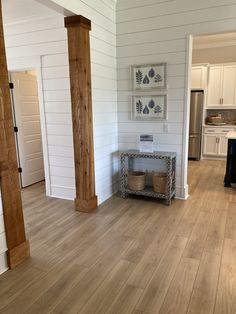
[132,63,167,90]
[132,95,167,120]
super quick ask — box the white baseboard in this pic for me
[175,184,189,200]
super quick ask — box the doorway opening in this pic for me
[9,70,45,189]
[186,31,236,194]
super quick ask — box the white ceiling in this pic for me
[193,32,236,50]
[2,0,117,25]
[2,0,56,24]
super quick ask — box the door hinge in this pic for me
[18,167,22,173]
[9,82,14,89]
[14,126,18,133]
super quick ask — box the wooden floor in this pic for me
[0,160,236,313]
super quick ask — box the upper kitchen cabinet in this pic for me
[222,66,236,106]
[191,66,207,90]
[207,65,236,108]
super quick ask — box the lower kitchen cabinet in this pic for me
[203,127,234,157]
[203,134,218,156]
[218,135,229,156]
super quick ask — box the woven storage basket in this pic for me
[128,171,145,191]
[153,172,167,194]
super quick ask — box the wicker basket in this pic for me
[206,115,224,124]
[128,171,145,191]
[153,172,167,194]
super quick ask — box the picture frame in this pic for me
[132,94,167,121]
[132,63,167,90]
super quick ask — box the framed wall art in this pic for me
[132,63,167,90]
[132,95,167,121]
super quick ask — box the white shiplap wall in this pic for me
[0,191,8,275]
[3,0,118,204]
[117,0,236,198]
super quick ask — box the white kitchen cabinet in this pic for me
[203,134,218,156]
[222,66,236,106]
[207,67,223,107]
[207,65,236,107]
[218,135,228,156]
[203,127,234,157]
[191,66,206,90]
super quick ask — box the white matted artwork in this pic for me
[132,95,167,120]
[132,63,167,90]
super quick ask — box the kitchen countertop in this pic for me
[226,131,236,139]
[204,124,236,128]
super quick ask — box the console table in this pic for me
[120,150,176,205]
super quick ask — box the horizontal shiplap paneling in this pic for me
[4,0,118,205]
[117,0,236,22]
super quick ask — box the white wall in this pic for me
[0,192,8,275]
[3,0,118,204]
[116,0,236,198]
[4,0,236,204]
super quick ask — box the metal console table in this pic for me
[120,150,176,205]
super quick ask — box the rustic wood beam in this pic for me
[0,0,29,268]
[65,15,97,213]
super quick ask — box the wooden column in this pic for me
[65,15,97,213]
[0,0,29,268]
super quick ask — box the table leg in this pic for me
[166,158,172,205]
[120,155,127,198]
[172,157,176,198]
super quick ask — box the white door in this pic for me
[207,67,223,107]
[11,72,44,187]
[218,135,228,157]
[222,66,236,106]
[203,134,218,156]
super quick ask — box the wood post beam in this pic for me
[0,0,30,268]
[65,15,97,213]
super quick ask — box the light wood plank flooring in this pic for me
[0,160,236,313]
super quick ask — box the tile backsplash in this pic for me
[206,109,236,125]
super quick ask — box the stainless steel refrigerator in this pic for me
[188,91,204,160]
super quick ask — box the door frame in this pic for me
[8,56,51,195]
[183,31,236,198]
[181,34,193,200]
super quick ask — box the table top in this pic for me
[120,150,177,158]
